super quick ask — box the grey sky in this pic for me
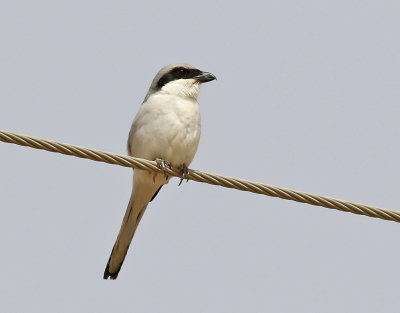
[1,1,399,312]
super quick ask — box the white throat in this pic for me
[160,79,201,99]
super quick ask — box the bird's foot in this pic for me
[155,158,172,180]
[178,163,190,186]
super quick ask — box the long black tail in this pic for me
[103,197,148,280]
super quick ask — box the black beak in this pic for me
[194,71,217,83]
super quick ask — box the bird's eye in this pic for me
[179,68,187,74]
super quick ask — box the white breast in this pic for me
[128,93,201,168]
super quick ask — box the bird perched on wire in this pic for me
[104,64,216,279]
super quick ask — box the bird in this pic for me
[103,63,216,279]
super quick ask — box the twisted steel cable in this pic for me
[1,129,399,223]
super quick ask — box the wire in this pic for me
[1,129,399,223]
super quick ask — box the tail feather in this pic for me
[104,170,167,280]
[103,194,149,280]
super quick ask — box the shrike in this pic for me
[104,64,216,279]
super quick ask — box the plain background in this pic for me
[1,1,399,312]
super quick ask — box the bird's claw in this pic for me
[155,158,172,180]
[178,164,190,186]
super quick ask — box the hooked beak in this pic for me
[194,71,217,83]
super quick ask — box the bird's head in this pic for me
[146,63,216,100]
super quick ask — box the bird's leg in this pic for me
[178,163,189,186]
[155,158,172,180]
